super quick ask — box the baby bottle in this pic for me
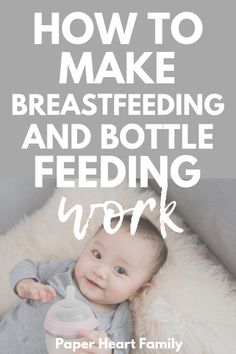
[44,285,98,354]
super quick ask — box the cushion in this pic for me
[0,182,235,354]
[167,179,236,277]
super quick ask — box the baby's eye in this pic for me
[114,266,127,275]
[91,250,101,259]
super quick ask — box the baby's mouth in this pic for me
[85,277,104,290]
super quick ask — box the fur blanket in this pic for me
[0,183,235,354]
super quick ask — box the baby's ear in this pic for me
[129,282,153,301]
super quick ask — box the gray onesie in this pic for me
[0,259,133,354]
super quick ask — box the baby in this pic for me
[0,215,168,354]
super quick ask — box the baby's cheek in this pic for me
[74,263,83,281]
[115,279,131,297]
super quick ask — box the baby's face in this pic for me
[74,226,156,311]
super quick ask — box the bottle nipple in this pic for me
[66,285,75,301]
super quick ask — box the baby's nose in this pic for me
[93,264,109,280]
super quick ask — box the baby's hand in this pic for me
[16,278,57,303]
[76,330,112,354]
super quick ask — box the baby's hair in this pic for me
[96,214,168,277]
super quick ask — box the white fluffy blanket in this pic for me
[0,183,235,354]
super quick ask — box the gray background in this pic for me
[0,0,236,179]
